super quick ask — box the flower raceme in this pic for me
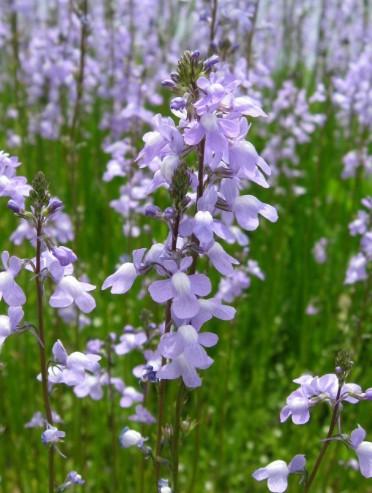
[254,358,371,492]
[102,51,278,391]
[280,373,366,425]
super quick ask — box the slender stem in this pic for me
[246,0,260,70]
[35,219,55,493]
[172,383,185,493]
[208,0,218,54]
[172,139,206,491]
[106,337,118,489]
[68,0,88,239]
[304,384,342,492]
[187,392,202,493]
[154,210,181,485]
[139,381,149,493]
[190,140,206,274]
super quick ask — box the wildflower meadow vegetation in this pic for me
[0,1,371,492]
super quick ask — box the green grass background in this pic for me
[0,82,371,493]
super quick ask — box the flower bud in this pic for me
[48,198,63,214]
[144,205,161,217]
[170,71,179,83]
[7,199,23,215]
[203,54,219,70]
[119,428,144,448]
[170,97,186,111]
[365,388,372,400]
[161,79,176,89]
[52,246,78,266]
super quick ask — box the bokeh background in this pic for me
[0,1,371,492]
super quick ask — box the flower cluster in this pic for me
[345,197,371,285]
[253,355,372,492]
[103,51,278,391]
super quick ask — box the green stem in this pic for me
[304,384,342,492]
[68,0,89,241]
[172,383,185,493]
[154,210,181,486]
[106,337,118,489]
[187,393,202,493]
[208,0,218,54]
[35,219,55,493]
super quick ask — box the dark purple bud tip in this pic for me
[163,207,175,220]
[144,205,161,217]
[161,79,176,89]
[170,72,180,83]
[191,50,200,60]
[203,54,219,70]
[7,199,23,215]
[170,97,186,111]
[48,197,63,214]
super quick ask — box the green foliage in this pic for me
[0,88,371,493]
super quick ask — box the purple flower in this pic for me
[0,151,31,206]
[190,297,236,329]
[157,324,218,388]
[0,306,23,347]
[48,340,101,389]
[66,471,85,485]
[0,252,26,306]
[102,262,138,294]
[119,386,143,408]
[115,328,147,355]
[280,391,311,425]
[49,275,96,313]
[206,242,239,276]
[313,238,328,264]
[25,410,62,428]
[119,428,145,449]
[71,373,105,400]
[47,197,63,214]
[129,405,156,424]
[184,113,240,169]
[149,272,211,319]
[280,373,363,425]
[233,195,278,231]
[51,246,77,267]
[350,426,372,478]
[345,253,367,284]
[158,479,172,493]
[252,455,306,492]
[41,426,65,445]
[7,199,23,214]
